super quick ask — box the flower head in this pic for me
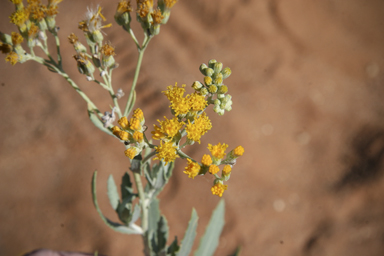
[208,164,219,175]
[186,113,212,143]
[208,142,228,160]
[184,158,200,179]
[211,182,227,197]
[154,141,179,165]
[201,154,212,166]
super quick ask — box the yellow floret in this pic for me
[189,92,207,111]
[118,116,129,129]
[209,165,219,175]
[208,142,228,159]
[124,148,137,159]
[185,113,212,143]
[184,158,200,179]
[211,183,228,197]
[133,131,143,142]
[11,32,23,45]
[162,82,185,102]
[233,146,244,156]
[119,130,130,141]
[129,117,141,131]
[151,124,166,140]
[201,154,212,166]
[133,108,144,122]
[5,52,18,65]
[222,165,232,175]
[154,141,179,165]
[112,126,121,137]
[159,116,184,139]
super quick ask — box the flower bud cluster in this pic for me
[1,0,64,65]
[111,108,148,160]
[115,0,178,37]
[194,59,233,115]
[70,7,118,80]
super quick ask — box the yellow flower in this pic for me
[132,108,145,123]
[162,82,185,103]
[188,92,207,112]
[125,147,138,159]
[151,8,163,25]
[11,32,23,45]
[129,117,141,131]
[133,131,143,142]
[201,154,212,166]
[112,126,121,137]
[171,96,190,116]
[208,142,228,160]
[9,9,29,27]
[118,116,129,130]
[208,165,219,175]
[233,146,244,156]
[222,165,232,176]
[186,113,212,143]
[184,158,200,179]
[154,116,184,140]
[151,124,166,140]
[154,141,179,165]
[119,130,130,141]
[5,51,18,65]
[211,183,228,197]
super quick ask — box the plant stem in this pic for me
[123,36,152,117]
[133,172,148,233]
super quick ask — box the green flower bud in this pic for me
[214,62,223,73]
[214,99,221,106]
[74,42,87,53]
[205,68,214,77]
[200,88,208,96]
[222,67,231,79]
[208,84,217,93]
[192,81,203,90]
[0,32,12,45]
[38,19,48,31]
[199,63,208,75]
[204,76,212,86]
[103,55,115,68]
[208,59,217,68]
[45,16,56,31]
[213,73,223,85]
[218,85,228,94]
[92,30,104,44]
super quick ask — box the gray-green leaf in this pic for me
[107,175,120,210]
[177,208,198,256]
[194,199,225,256]
[87,105,114,136]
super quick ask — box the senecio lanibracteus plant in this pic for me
[2,0,245,255]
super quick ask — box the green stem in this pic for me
[141,150,156,164]
[133,172,148,233]
[123,36,152,117]
[53,33,62,68]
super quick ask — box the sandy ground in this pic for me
[1,0,384,255]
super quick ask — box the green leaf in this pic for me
[194,199,225,256]
[121,172,134,200]
[157,215,169,254]
[107,175,120,210]
[167,237,180,256]
[177,208,198,256]
[92,171,142,235]
[87,105,114,136]
[148,198,161,234]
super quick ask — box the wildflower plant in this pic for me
[2,0,244,255]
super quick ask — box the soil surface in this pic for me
[1,1,384,256]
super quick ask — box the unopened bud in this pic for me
[208,59,217,68]
[222,67,231,79]
[199,63,208,75]
[214,62,223,73]
[192,81,203,90]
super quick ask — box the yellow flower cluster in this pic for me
[111,108,147,160]
[182,143,244,197]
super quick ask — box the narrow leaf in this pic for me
[107,175,120,210]
[87,105,113,136]
[157,215,169,254]
[92,171,142,235]
[177,208,198,256]
[194,199,225,256]
[121,172,134,199]
[167,237,180,256]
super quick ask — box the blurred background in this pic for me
[1,0,384,255]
